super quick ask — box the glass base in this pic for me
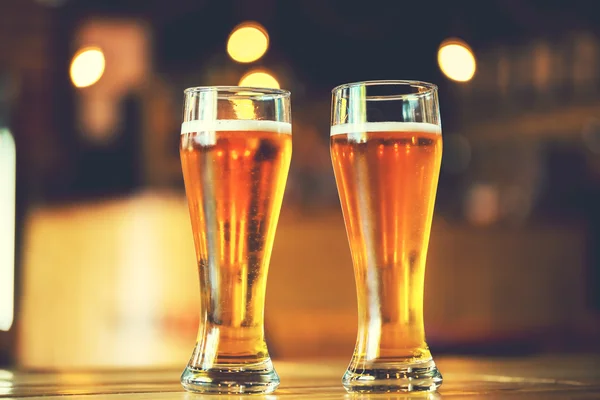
[180,359,280,394]
[342,359,442,393]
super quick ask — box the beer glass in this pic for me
[330,81,443,392]
[179,86,291,394]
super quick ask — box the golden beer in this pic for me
[331,119,443,392]
[180,118,291,393]
[331,122,441,361]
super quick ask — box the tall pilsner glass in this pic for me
[330,81,443,392]
[179,87,291,394]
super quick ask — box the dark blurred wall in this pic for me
[0,0,66,201]
[0,0,59,364]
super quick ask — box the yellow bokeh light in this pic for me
[438,39,476,82]
[70,47,105,88]
[227,22,269,63]
[239,70,280,89]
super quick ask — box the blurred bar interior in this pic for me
[1,0,600,369]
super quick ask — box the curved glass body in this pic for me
[330,80,443,393]
[179,86,291,394]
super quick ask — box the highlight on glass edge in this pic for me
[330,80,443,393]
[179,86,291,394]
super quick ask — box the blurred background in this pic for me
[1,0,600,369]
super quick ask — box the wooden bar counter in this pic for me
[2,355,600,399]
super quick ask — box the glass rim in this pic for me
[331,80,437,99]
[183,85,290,99]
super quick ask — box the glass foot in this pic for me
[180,359,280,394]
[342,359,442,393]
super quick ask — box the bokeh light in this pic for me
[227,22,269,63]
[438,39,476,82]
[70,47,105,88]
[0,128,15,332]
[239,69,280,89]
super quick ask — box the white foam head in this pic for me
[181,119,291,135]
[330,122,441,138]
